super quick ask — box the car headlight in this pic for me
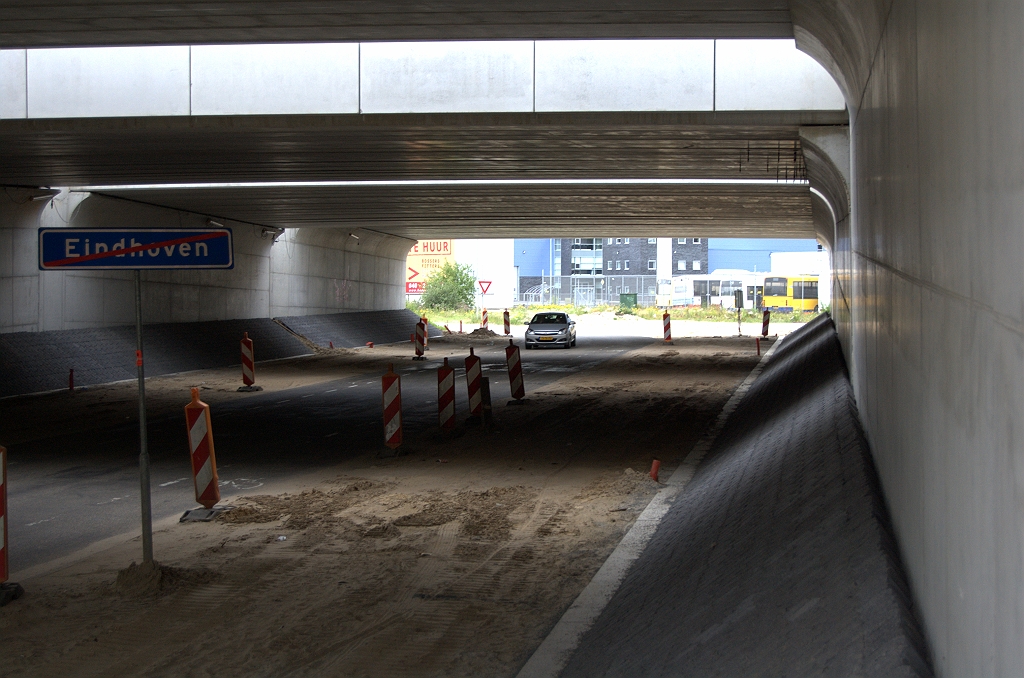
[558,328,568,334]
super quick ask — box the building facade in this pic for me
[670,238,711,275]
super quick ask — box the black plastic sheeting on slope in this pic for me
[558,314,934,678]
[276,309,442,349]
[0,318,305,399]
[0,310,432,398]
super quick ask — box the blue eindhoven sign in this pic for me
[38,228,233,270]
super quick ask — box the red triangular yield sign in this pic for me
[478,280,492,294]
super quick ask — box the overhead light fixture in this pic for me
[73,177,810,191]
[349,233,360,240]
[261,226,285,242]
[207,219,224,228]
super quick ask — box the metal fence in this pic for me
[520,275,660,307]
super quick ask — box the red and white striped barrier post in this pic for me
[481,308,489,331]
[505,338,525,400]
[761,310,771,337]
[241,332,255,386]
[413,321,426,360]
[0,444,20,606]
[663,312,672,343]
[382,364,403,450]
[0,446,7,584]
[185,388,220,510]
[438,358,456,430]
[421,316,429,349]
[503,309,511,336]
[465,347,483,418]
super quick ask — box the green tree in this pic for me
[421,261,477,310]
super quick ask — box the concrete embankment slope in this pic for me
[558,315,933,677]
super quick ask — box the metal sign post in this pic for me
[134,270,153,563]
[39,227,234,564]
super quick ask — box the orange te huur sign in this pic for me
[406,240,454,295]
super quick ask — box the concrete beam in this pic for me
[0,39,844,120]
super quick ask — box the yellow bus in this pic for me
[762,275,820,312]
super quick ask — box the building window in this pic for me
[607,260,613,269]
[677,238,686,244]
[616,260,621,270]
[624,237,630,244]
[677,260,686,271]
[615,238,622,244]
[624,260,630,270]
[648,259,656,270]
[574,238,581,244]
[608,238,614,244]
[692,238,701,244]
[623,285,630,293]
[616,286,621,294]
[693,260,701,270]
[648,238,656,244]
[648,286,656,295]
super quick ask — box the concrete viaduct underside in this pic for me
[2,2,1021,677]
[0,111,843,239]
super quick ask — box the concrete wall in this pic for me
[793,3,1023,675]
[0,191,410,333]
[0,189,53,332]
[270,228,409,317]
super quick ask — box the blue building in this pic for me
[707,238,820,272]
[522,237,820,274]
[514,239,557,276]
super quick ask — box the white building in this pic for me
[454,238,517,309]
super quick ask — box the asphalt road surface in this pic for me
[5,336,652,574]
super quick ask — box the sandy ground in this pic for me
[0,333,771,677]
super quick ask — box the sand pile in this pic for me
[393,486,535,540]
[218,479,389,531]
[115,561,216,598]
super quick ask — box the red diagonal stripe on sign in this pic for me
[45,231,227,268]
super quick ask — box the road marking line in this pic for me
[159,477,189,487]
[516,337,783,678]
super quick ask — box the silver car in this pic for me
[525,312,576,349]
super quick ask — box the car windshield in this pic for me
[530,313,567,325]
